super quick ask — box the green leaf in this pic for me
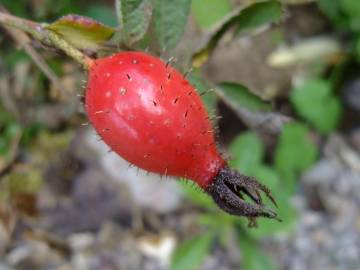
[236,0,282,34]
[179,180,215,209]
[170,233,214,270]
[152,0,191,50]
[247,207,297,238]
[192,0,282,67]
[198,212,236,230]
[339,0,360,19]
[238,236,277,270]
[240,187,297,238]
[317,0,350,30]
[229,131,265,175]
[253,165,280,192]
[340,0,360,15]
[275,122,318,177]
[290,79,342,134]
[217,82,272,112]
[46,14,116,50]
[192,0,231,29]
[116,0,153,46]
[235,164,297,237]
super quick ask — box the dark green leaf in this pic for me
[170,233,214,270]
[192,0,231,29]
[275,122,318,176]
[290,79,342,134]
[116,0,153,46]
[229,131,265,175]
[217,82,271,112]
[152,0,191,50]
[46,14,116,50]
[236,0,282,34]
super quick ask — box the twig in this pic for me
[0,11,44,41]
[0,10,93,69]
[0,13,67,95]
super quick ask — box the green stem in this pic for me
[45,30,93,69]
[0,11,93,69]
[0,12,44,41]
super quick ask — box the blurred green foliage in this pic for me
[217,83,272,112]
[0,0,352,269]
[318,0,360,31]
[318,0,360,61]
[116,0,152,46]
[235,0,282,34]
[192,0,231,29]
[239,237,277,270]
[291,79,342,134]
[0,111,21,157]
[176,1,349,269]
[170,232,215,270]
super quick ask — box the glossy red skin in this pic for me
[85,52,225,188]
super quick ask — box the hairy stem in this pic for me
[0,11,93,69]
[0,12,44,41]
[45,30,94,69]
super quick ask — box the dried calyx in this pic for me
[207,165,281,227]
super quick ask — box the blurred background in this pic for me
[0,0,359,269]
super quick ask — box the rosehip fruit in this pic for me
[85,51,278,225]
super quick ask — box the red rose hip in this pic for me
[85,51,278,226]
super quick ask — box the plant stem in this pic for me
[46,30,94,69]
[0,12,44,41]
[0,11,93,69]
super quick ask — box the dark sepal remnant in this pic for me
[207,165,281,227]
